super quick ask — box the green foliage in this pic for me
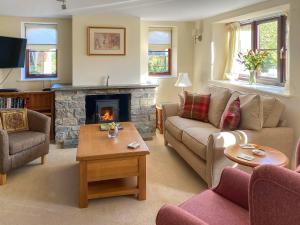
[148,53,169,73]
[258,21,278,49]
[238,50,269,71]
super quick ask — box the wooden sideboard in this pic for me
[0,91,55,139]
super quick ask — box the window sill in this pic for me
[18,78,59,82]
[209,80,291,98]
[148,75,177,79]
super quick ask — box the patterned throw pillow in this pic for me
[0,109,29,133]
[220,97,241,131]
[179,91,211,122]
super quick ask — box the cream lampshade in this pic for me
[175,73,192,92]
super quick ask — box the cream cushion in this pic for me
[182,125,220,160]
[165,116,207,141]
[208,86,231,128]
[262,96,285,128]
[229,92,263,131]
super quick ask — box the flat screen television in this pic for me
[0,36,27,68]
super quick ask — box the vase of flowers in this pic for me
[107,122,118,138]
[238,50,269,85]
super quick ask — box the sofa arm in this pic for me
[250,165,300,225]
[206,127,293,187]
[0,129,10,173]
[27,110,51,136]
[156,204,209,225]
[161,103,179,122]
[213,167,250,210]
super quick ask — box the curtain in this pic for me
[223,22,240,79]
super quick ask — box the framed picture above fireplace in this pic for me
[87,27,126,56]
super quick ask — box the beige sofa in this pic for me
[162,86,293,187]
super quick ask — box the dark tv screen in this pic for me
[0,36,27,68]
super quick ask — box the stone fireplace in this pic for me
[52,84,157,147]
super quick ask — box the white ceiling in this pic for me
[0,0,267,21]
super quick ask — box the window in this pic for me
[148,28,172,76]
[238,16,287,85]
[24,23,58,79]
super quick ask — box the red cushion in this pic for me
[220,97,241,131]
[179,91,210,122]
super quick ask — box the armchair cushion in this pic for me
[156,204,209,225]
[0,109,29,133]
[8,131,46,154]
[179,190,249,225]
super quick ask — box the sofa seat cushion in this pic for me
[180,190,250,225]
[165,116,211,141]
[8,131,46,155]
[182,125,220,160]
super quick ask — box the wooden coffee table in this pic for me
[224,144,289,168]
[76,122,150,208]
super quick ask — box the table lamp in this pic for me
[175,73,192,92]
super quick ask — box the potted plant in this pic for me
[237,50,269,85]
[108,122,119,138]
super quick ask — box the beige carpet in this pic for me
[0,133,207,225]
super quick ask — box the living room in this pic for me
[0,0,299,225]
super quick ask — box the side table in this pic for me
[224,144,289,168]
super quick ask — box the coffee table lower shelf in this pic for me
[88,177,139,200]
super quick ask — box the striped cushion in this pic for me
[220,97,241,131]
[179,91,210,122]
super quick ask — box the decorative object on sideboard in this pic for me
[87,27,126,56]
[175,73,192,92]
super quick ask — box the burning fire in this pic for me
[101,110,114,121]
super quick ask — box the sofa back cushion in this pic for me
[262,96,285,128]
[229,92,263,131]
[220,97,241,131]
[208,86,231,128]
[179,91,210,122]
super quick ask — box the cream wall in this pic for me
[140,21,194,103]
[193,0,300,164]
[72,15,141,86]
[0,16,72,90]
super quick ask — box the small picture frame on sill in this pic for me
[87,27,126,56]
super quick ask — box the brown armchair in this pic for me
[0,110,50,185]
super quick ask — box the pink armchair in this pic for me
[156,163,300,225]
